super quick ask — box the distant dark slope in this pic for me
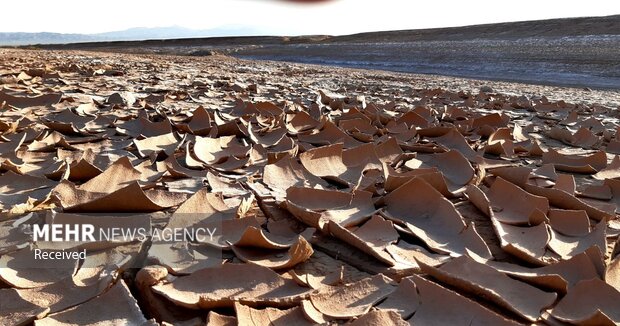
[33,36,284,50]
[27,35,331,50]
[330,15,620,42]
[18,14,620,50]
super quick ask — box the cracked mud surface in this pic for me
[0,48,619,325]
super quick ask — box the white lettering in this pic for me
[65,224,79,241]
[32,249,87,260]
[83,224,95,242]
[32,224,48,241]
[51,224,63,242]
[206,227,216,241]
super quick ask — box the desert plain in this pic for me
[0,46,619,325]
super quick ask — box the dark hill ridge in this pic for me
[15,14,620,49]
[29,35,331,50]
[331,14,620,42]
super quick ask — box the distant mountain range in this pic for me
[0,25,265,46]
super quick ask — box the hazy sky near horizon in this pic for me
[2,0,618,35]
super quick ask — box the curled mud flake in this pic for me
[547,209,591,237]
[151,263,311,309]
[607,252,620,292]
[490,166,615,221]
[263,154,328,200]
[147,241,224,275]
[247,122,288,148]
[416,149,475,193]
[0,246,79,288]
[133,132,183,158]
[34,280,150,326]
[234,303,315,326]
[469,249,603,295]
[0,91,62,108]
[327,215,398,266]
[177,106,213,136]
[592,155,620,180]
[408,274,520,325]
[383,178,492,258]
[550,278,620,325]
[53,181,187,212]
[286,110,321,135]
[487,177,549,225]
[548,126,599,148]
[309,274,396,319]
[193,135,251,165]
[419,255,557,322]
[286,187,377,230]
[297,121,363,149]
[465,185,556,265]
[206,311,237,326]
[348,309,409,325]
[542,148,607,173]
[1,274,114,322]
[385,241,451,270]
[299,143,374,187]
[427,128,478,161]
[232,235,314,270]
[548,220,606,259]
[376,277,420,319]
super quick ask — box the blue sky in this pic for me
[1,0,618,35]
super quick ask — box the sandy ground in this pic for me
[1,48,620,325]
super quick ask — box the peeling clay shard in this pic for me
[383,177,492,258]
[299,143,375,187]
[0,274,114,324]
[263,154,327,199]
[469,248,604,295]
[234,303,314,326]
[550,278,620,325]
[34,280,150,326]
[548,220,606,259]
[592,155,620,180]
[54,180,187,212]
[0,246,79,288]
[348,309,409,325]
[327,215,398,266]
[408,274,520,325]
[417,149,475,191]
[542,148,607,173]
[490,166,615,221]
[428,128,478,161]
[419,255,557,322]
[487,176,549,225]
[309,274,396,319]
[376,277,420,319]
[465,184,554,265]
[232,235,314,269]
[286,187,377,230]
[51,156,187,212]
[0,91,62,108]
[151,264,311,309]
